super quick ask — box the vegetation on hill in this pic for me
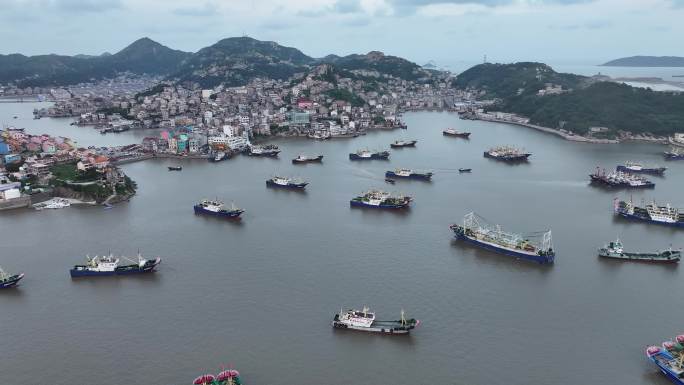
[0,38,190,87]
[320,51,427,81]
[456,62,684,137]
[324,89,365,107]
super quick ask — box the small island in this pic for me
[601,56,684,67]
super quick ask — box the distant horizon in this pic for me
[2,0,683,68]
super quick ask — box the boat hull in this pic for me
[70,258,161,277]
[443,131,470,138]
[332,321,412,334]
[350,200,409,209]
[598,252,680,263]
[349,153,390,160]
[589,175,655,189]
[650,355,684,385]
[453,232,554,264]
[193,205,243,218]
[385,171,432,180]
[247,151,279,157]
[390,141,416,148]
[292,155,323,164]
[615,210,684,228]
[483,152,530,162]
[0,273,24,288]
[266,180,308,189]
[616,165,666,175]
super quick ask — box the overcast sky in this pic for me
[2,0,682,67]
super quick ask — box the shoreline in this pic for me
[472,116,668,145]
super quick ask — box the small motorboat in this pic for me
[458,168,472,173]
[168,166,182,171]
[385,178,396,184]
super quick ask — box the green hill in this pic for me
[457,62,684,137]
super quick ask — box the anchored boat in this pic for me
[70,253,161,277]
[646,344,684,385]
[614,198,684,227]
[484,146,531,162]
[168,166,183,171]
[193,369,242,385]
[247,144,280,157]
[266,176,308,189]
[390,139,417,148]
[209,151,229,162]
[598,238,680,263]
[616,161,666,175]
[350,190,412,209]
[194,199,244,219]
[450,212,555,264]
[385,168,433,180]
[443,128,471,138]
[292,154,323,164]
[332,307,419,335]
[458,168,472,173]
[349,149,390,160]
[590,167,655,189]
[0,266,24,289]
[664,147,684,160]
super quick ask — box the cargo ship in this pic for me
[70,253,161,277]
[390,140,417,148]
[450,212,555,264]
[350,190,412,209]
[589,168,655,189]
[0,266,24,289]
[646,344,684,385]
[616,161,667,175]
[292,154,323,164]
[194,199,244,219]
[349,149,390,160]
[385,168,433,180]
[664,147,684,160]
[598,238,680,263]
[266,176,308,189]
[443,128,471,138]
[614,198,684,227]
[332,307,419,335]
[247,144,280,157]
[483,146,531,162]
[193,369,242,385]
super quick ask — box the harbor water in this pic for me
[1,102,683,385]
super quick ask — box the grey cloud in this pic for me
[51,0,123,13]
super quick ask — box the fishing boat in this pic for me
[458,168,472,173]
[350,190,412,209]
[385,168,433,180]
[168,166,182,171]
[385,178,396,184]
[292,154,324,164]
[266,176,308,189]
[450,212,555,264]
[598,238,680,263]
[613,198,684,227]
[308,131,331,140]
[484,146,531,162]
[247,145,280,157]
[390,140,417,148]
[70,253,161,277]
[209,151,229,162]
[194,199,244,219]
[589,168,655,189]
[443,128,471,138]
[33,198,71,210]
[349,149,390,160]
[616,161,667,175]
[0,266,24,289]
[646,345,684,385]
[664,147,684,160]
[332,306,419,335]
[193,369,242,385]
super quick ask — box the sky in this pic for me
[1,0,683,69]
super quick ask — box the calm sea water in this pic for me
[1,102,683,385]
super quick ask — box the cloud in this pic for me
[172,2,218,17]
[51,0,124,12]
